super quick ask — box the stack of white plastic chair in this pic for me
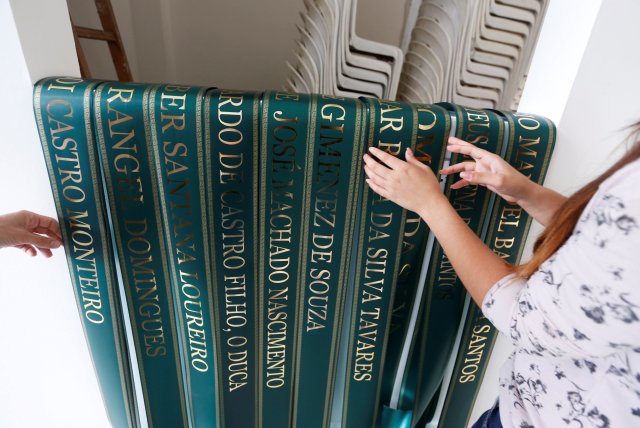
[397,0,549,110]
[285,0,404,99]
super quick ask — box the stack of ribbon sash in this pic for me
[34,77,554,428]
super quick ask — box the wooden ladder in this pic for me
[69,0,132,81]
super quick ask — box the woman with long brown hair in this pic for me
[363,131,640,427]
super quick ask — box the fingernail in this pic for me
[460,172,471,179]
[51,240,61,248]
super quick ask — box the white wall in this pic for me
[0,0,111,427]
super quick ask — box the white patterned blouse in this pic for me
[482,158,640,428]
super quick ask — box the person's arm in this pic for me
[484,170,640,358]
[442,137,566,227]
[415,188,512,306]
[364,146,512,306]
[0,210,62,257]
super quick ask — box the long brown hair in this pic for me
[518,123,640,278]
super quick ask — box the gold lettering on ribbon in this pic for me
[464,109,490,145]
[46,80,106,325]
[458,319,491,383]
[106,85,167,357]
[353,101,404,382]
[493,118,542,259]
[160,85,209,372]
[513,113,542,176]
[265,93,303,388]
[305,100,345,332]
[217,91,250,392]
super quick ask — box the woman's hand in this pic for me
[363,145,444,216]
[442,136,534,203]
[0,210,62,257]
[363,143,513,307]
[443,137,567,226]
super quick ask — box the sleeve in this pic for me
[482,172,640,358]
[481,273,526,334]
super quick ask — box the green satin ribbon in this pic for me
[291,94,367,428]
[397,105,505,428]
[341,98,416,428]
[34,77,139,428]
[95,81,189,427]
[205,89,260,428]
[380,104,451,408]
[434,110,555,428]
[381,405,414,428]
[148,84,219,428]
[259,90,313,428]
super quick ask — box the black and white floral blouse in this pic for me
[482,158,640,428]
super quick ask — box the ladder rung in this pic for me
[75,26,117,42]
[70,0,133,82]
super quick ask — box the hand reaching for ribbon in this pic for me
[363,136,566,227]
[363,145,443,216]
[441,136,535,203]
[363,137,519,307]
[0,210,62,257]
